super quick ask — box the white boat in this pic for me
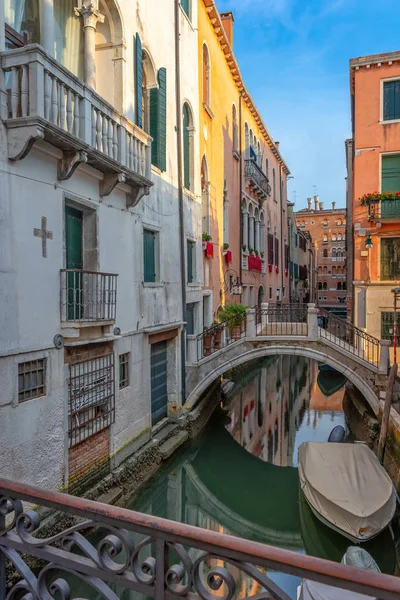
[298,442,396,543]
[297,547,380,600]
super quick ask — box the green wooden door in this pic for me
[151,341,168,425]
[65,206,83,320]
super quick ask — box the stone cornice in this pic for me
[202,0,290,175]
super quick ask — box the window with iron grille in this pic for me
[68,354,115,447]
[381,238,400,280]
[381,312,400,344]
[18,359,46,402]
[119,353,130,389]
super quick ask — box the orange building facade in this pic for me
[197,0,290,325]
[348,52,400,357]
[296,198,347,314]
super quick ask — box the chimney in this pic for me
[220,12,234,47]
[307,197,312,210]
[319,201,324,210]
[332,201,336,210]
[314,195,319,211]
[275,141,280,150]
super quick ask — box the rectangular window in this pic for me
[381,154,400,193]
[143,229,158,282]
[269,286,273,300]
[381,312,400,344]
[186,303,195,335]
[187,240,195,283]
[119,353,130,389]
[268,233,274,265]
[18,359,46,402]
[180,0,191,19]
[276,288,281,301]
[283,286,286,298]
[68,354,115,447]
[383,80,400,121]
[274,238,279,266]
[381,237,400,280]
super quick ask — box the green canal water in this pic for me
[129,355,398,599]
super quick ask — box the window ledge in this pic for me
[183,188,197,200]
[143,282,164,288]
[380,119,400,125]
[203,102,215,120]
[233,150,241,161]
[187,283,200,287]
[151,165,165,176]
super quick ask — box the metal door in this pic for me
[151,341,168,425]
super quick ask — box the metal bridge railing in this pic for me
[318,307,380,368]
[256,303,308,336]
[1,478,399,600]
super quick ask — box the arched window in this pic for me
[332,266,336,275]
[266,158,269,180]
[257,141,261,166]
[343,282,347,291]
[254,207,260,252]
[337,266,341,274]
[249,129,256,160]
[323,266,327,275]
[241,199,248,249]
[323,249,328,258]
[332,248,336,259]
[232,105,238,152]
[332,233,337,241]
[337,282,342,290]
[273,168,276,202]
[183,102,194,191]
[323,234,328,242]
[223,180,229,244]
[323,282,327,290]
[202,44,210,106]
[318,282,322,290]
[201,155,209,233]
[337,234,342,241]
[318,266,322,275]
[336,248,341,260]
[248,204,254,251]
[245,123,250,159]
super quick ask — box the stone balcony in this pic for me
[244,158,271,200]
[0,45,153,206]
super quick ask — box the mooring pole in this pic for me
[377,363,398,463]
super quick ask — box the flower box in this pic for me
[206,242,214,258]
[248,253,262,272]
[268,264,273,273]
[225,249,232,263]
[285,268,288,277]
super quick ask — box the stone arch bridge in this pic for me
[185,303,394,418]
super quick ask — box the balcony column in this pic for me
[40,0,55,56]
[249,215,255,250]
[255,219,260,253]
[242,210,249,249]
[75,0,104,90]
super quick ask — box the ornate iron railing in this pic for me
[256,303,308,336]
[60,269,118,322]
[367,198,400,220]
[1,479,399,600]
[318,307,380,368]
[196,310,247,361]
[245,159,271,197]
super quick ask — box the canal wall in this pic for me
[343,383,400,492]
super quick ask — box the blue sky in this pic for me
[217,0,400,210]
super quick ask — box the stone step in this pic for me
[97,486,123,505]
[152,423,178,445]
[159,430,189,460]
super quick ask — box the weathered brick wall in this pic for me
[68,428,110,494]
[64,342,113,364]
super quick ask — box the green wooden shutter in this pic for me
[383,81,400,121]
[143,229,156,282]
[135,33,143,128]
[150,68,167,171]
[382,155,400,192]
[181,0,190,18]
[381,237,400,280]
[183,105,190,190]
[187,240,193,283]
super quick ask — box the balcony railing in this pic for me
[367,198,400,220]
[0,45,152,203]
[60,269,118,323]
[2,478,399,600]
[245,158,271,199]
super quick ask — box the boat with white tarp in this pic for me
[298,442,396,543]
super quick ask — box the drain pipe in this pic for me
[174,0,186,403]
[239,91,243,289]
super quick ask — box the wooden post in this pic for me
[377,363,398,462]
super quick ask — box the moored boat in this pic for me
[298,442,396,543]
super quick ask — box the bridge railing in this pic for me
[318,307,380,368]
[256,303,308,336]
[195,309,247,361]
[1,478,399,600]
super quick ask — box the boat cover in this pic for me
[298,442,396,541]
[298,579,374,600]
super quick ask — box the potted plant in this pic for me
[202,325,214,356]
[218,303,247,341]
[254,250,259,257]
[211,320,223,349]
[248,247,254,255]
[260,251,265,259]
[242,244,247,253]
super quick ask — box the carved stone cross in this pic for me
[33,217,53,258]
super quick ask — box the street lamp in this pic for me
[391,287,400,365]
[365,234,373,249]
